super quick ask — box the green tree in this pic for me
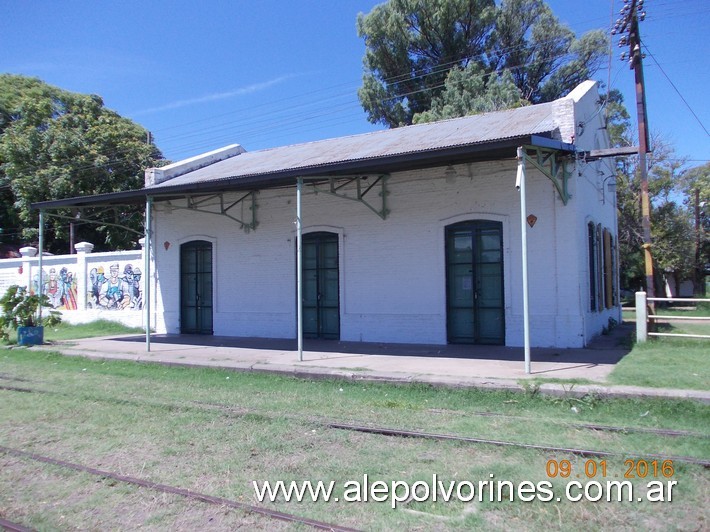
[677,162,710,294]
[646,141,694,291]
[605,89,698,294]
[357,0,496,127]
[0,74,164,253]
[489,0,607,103]
[357,0,607,127]
[0,76,57,253]
[679,162,710,203]
[413,64,526,123]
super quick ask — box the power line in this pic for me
[642,43,710,138]
[4,36,605,177]
[4,7,674,177]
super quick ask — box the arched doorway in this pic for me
[302,232,340,339]
[445,221,505,345]
[180,240,213,335]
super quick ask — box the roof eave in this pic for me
[32,133,571,210]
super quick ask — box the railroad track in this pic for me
[2,382,708,467]
[425,408,705,437]
[325,422,710,468]
[2,371,708,530]
[0,517,34,532]
[0,445,359,532]
[2,382,706,439]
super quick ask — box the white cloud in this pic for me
[133,76,293,116]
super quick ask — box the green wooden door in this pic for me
[446,221,505,345]
[302,232,340,339]
[180,240,213,335]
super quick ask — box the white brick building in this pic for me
[36,80,621,349]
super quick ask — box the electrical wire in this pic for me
[1,45,568,176]
[3,6,701,179]
[642,43,710,138]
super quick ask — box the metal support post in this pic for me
[145,196,153,352]
[516,148,531,374]
[38,210,44,323]
[296,178,303,361]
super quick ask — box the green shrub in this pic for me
[0,285,62,341]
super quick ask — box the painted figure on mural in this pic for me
[87,263,142,310]
[39,266,77,309]
[99,263,131,309]
[88,266,106,308]
[58,267,77,310]
[131,267,143,310]
[122,264,143,310]
[46,268,61,308]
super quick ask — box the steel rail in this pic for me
[0,517,34,532]
[426,409,706,438]
[0,446,359,532]
[3,384,707,440]
[0,385,35,394]
[325,423,710,468]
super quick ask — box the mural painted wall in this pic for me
[1,245,144,313]
[87,263,143,310]
[30,262,142,311]
[1,245,148,330]
[38,266,78,310]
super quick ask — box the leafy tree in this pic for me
[646,141,694,291]
[0,74,164,253]
[357,0,607,127]
[605,89,700,294]
[413,64,526,123]
[678,162,710,294]
[489,0,607,103]
[680,162,710,204]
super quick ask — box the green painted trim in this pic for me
[177,191,259,232]
[523,146,572,205]
[313,174,390,220]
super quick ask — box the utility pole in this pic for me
[614,0,654,298]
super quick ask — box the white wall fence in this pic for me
[635,292,710,342]
[0,241,147,329]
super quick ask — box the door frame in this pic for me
[179,239,215,335]
[299,228,342,340]
[443,218,506,345]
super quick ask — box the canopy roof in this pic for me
[33,98,575,210]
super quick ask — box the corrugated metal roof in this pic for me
[33,97,569,210]
[148,101,558,189]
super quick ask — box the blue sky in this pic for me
[1,0,708,168]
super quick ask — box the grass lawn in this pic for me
[608,338,709,390]
[1,349,708,530]
[43,319,145,341]
[2,319,144,345]
[610,306,709,390]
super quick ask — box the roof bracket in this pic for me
[523,146,572,205]
[178,191,259,232]
[312,174,390,220]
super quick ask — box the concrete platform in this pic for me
[32,323,710,403]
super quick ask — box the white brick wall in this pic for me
[152,164,616,347]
